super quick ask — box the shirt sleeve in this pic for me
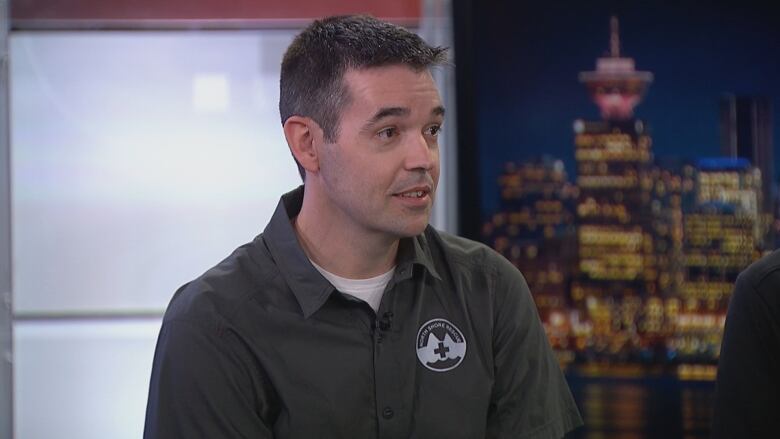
[712,272,780,439]
[144,318,277,439]
[486,257,583,439]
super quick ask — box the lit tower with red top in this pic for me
[579,16,653,120]
[571,17,669,365]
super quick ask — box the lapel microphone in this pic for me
[378,311,394,331]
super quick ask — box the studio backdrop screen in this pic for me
[454,1,779,438]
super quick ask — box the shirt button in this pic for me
[382,407,394,419]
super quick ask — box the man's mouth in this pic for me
[398,190,426,198]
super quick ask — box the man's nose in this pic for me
[404,133,437,171]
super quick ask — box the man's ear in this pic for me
[283,116,323,175]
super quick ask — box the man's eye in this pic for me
[425,125,442,137]
[377,127,398,140]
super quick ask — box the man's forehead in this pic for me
[343,65,442,108]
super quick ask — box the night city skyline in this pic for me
[457,4,778,435]
[474,1,780,214]
[476,4,776,379]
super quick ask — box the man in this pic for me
[144,15,582,438]
[712,249,780,438]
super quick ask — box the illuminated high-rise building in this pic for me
[682,159,761,302]
[720,96,774,212]
[571,17,658,362]
[483,157,578,364]
[719,96,776,248]
[671,158,762,364]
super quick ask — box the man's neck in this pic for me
[293,197,399,280]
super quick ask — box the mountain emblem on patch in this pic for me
[416,318,467,372]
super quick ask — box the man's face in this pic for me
[315,64,443,240]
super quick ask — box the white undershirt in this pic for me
[309,259,395,312]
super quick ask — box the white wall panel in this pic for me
[14,319,161,439]
[10,30,301,314]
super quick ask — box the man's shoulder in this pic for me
[423,227,516,275]
[163,234,278,324]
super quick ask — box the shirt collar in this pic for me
[394,227,441,283]
[262,186,441,318]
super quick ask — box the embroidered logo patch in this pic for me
[416,318,467,372]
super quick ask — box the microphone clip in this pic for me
[378,311,394,331]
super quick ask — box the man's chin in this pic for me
[396,219,430,238]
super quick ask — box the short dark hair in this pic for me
[280,15,448,180]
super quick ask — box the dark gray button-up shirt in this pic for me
[144,187,582,438]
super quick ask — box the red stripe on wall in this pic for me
[11,0,421,22]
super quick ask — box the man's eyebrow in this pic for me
[367,107,410,125]
[363,105,446,130]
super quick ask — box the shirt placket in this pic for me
[373,284,407,439]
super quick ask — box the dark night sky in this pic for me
[471,1,780,214]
